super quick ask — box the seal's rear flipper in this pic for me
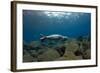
[40,34,45,37]
[40,34,46,42]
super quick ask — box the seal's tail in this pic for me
[40,34,45,37]
[40,34,46,42]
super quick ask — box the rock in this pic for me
[82,41,91,51]
[23,35,90,62]
[64,40,80,53]
[37,48,48,55]
[57,56,82,61]
[29,41,41,49]
[57,51,82,61]
[23,49,38,62]
[55,46,66,57]
[82,49,91,59]
[23,53,37,62]
[29,50,38,57]
[74,49,83,56]
[37,49,60,61]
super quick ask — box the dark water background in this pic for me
[23,10,91,43]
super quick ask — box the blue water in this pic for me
[23,10,91,43]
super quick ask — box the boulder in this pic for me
[37,49,60,61]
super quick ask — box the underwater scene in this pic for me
[23,10,91,62]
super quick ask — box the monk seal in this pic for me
[40,34,68,42]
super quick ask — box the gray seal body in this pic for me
[40,34,68,42]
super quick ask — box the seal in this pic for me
[40,34,68,42]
